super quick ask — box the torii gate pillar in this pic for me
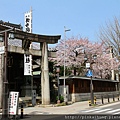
[41,42,50,105]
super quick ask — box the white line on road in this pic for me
[83,109,100,113]
[94,109,112,113]
[112,111,120,115]
[106,109,120,113]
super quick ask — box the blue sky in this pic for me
[0,0,120,46]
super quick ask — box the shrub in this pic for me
[56,94,64,103]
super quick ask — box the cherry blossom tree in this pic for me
[49,37,90,75]
[49,36,120,79]
[92,47,119,79]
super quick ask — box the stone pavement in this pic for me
[18,98,120,115]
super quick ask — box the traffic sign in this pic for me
[86,63,90,68]
[86,69,93,77]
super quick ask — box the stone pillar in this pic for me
[72,81,75,102]
[111,70,115,80]
[41,42,50,105]
[116,73,119,81]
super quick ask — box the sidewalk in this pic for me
[18,101,90,114]
[18,98,120,115]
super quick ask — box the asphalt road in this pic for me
[16,114,120,120]
[77,101,120,115]
[9,102,120,120]
[0,102,120,120]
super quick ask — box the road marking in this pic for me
[106,109,120,113]
[94,109,111,113]
[36,113,43,114]
[83,109,100,113]
[113,111,120,115]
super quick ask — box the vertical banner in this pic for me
[24,54,32,75]
[24,8,32,33]
[8,91,19,115]
[24,7,32,76]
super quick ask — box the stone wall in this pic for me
[69,91,120,102]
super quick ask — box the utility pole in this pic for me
[2,31,8,120]
[110,46,115,80]
[85,54,97,105]
[63,26,70,103]
[90,76,94,104]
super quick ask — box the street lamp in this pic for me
[56,66,60,104]
[0,28,14,120]
[85,54,97,105]
[64,26,71,103]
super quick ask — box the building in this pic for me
[59,76,119,102]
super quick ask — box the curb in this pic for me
[89,100,120,108]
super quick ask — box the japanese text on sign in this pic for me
[8,91,19,115]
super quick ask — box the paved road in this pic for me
[16,101,120,120]
[1,101,120,120]
[77,101,120,115]
[18,101,120,115]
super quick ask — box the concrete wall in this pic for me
[70,91,120,102]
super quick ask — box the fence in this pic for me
[88,93,120,106]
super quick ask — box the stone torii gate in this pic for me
[0,24,61,105]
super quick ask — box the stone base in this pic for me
[21,85,37,97]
